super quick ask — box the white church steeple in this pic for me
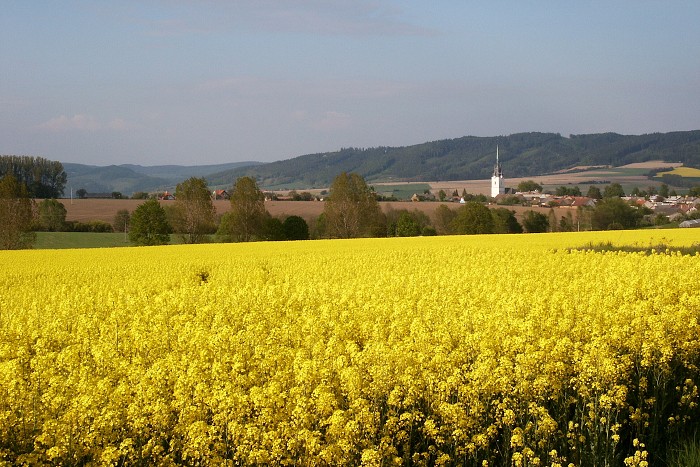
[491,145,505,198]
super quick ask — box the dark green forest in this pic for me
[207,131,700,188]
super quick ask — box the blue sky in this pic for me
[2,1,699,166]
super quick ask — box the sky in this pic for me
[2,1,700,166]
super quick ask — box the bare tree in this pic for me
[172,177,216,243]
[323,172,384,238]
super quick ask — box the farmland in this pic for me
[53,160,691,231]
[60,199,572,228]
[1,230,699,465]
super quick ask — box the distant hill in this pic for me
[64,131,700,194]
[206,131,700,189]
[64,161,261,195]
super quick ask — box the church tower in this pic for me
[491,145,505,198]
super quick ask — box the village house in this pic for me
[641,195,700,219]
[212,189,229,200]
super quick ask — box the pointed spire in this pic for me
[493,145,502,178]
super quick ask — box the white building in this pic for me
[491,146,505,198]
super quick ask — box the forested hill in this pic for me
[208,131,700,189]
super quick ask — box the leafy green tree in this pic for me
[438,189,447,202]
[522,210,549,233]
[495,195,521,206]
[592,197,641,230]
[517,180,543,192]
[323,172,385,238]
[451,202,494,235]
[313,213,328,239]
[113,209,131,233]
[396,212,422,237]
[172,177,216,243]
[36,198,67,231]
[432,204,457,235]
[76,188,88,199]
[386,208,430,237]
[131,191,149,200]
[217,176,269,242]
[261,216,285,241]
[658,183,669,198]
[282,215,309,240]
[555,186,582,196]
[559,211,575,232]
[603,183,625,198]
[491,208,522,234]
[0,174,36,249]
[129,198,171,245]
[586,186,602,200]
[290,191,314,201]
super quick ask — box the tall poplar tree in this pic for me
[217,176,269,242]
[0,174,36,249]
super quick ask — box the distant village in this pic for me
[80,149,700,229]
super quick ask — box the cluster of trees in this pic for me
[516,180,626,200]
[30,199,113,233]
[0,156,66,198]
[515,180,700,201]
[125,177,312,246]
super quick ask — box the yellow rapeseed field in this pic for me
[656,166,700,178]
[1,230,699,466]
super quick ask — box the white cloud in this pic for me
[312,111,352,131]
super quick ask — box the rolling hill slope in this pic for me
[64,161,261,195]
[206,131,700,189]
[64,131,700,193]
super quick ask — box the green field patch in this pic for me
[34,232,132,249]
[373,183,431,200]
[33,232,212,249]
[601,167,654,176]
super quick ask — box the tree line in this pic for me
[0,155,66,198]
[122,173,692,246]
[2,170,699,249]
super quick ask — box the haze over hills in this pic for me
[64,131,700,194]
[64,161,261,195]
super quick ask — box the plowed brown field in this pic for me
[58,199,569,226]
